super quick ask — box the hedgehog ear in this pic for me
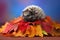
[38,11,46,20]
[41,11,46,19]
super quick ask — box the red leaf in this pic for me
[41,22,52,33]
[3,23,14,33]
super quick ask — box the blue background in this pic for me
[0,0,60,23]
[9,0,60,22]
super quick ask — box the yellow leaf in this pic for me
[0,22,9,33]
[35,25,43,37]
[42,30,48,35]
[28,26,36,37]
[12,30,25,37]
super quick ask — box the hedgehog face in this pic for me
[23,9,38,22]
[22,5,46,22]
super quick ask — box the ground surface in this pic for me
[0,34,60,40]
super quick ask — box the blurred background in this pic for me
[0,0,60,25]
